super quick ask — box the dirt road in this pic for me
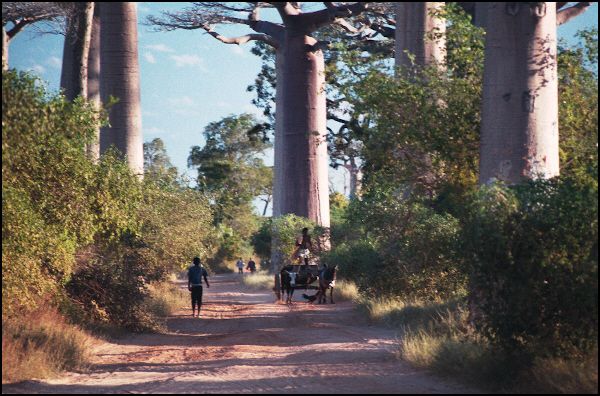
[3,274,478,394]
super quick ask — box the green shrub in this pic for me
[463,177,598,358]
[336,191,467,301]
[2,71,100,318]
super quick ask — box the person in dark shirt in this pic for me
[246,258,257,274]
[187,257,210,318]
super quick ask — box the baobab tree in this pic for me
[149,3,377,229]
[2,2,65,71]
[99,2,143,177]
[479,2,592,185]
[60,2,94,101]
[86,4,101,162]
[395,2,446,70]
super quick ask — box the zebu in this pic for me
[277,264,319,304]
[303,264,337,304]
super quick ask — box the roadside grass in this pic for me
[145,281,189,330]
[333,279,360,302]
[2,308,94,384]
[355,295,598,393]
[239,271,274,290]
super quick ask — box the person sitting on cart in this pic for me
[296,227,312,266]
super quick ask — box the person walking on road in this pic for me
[188,257,210,318]
[246,258,257,274]
[236,257,244,274]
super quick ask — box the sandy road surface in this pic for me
[3,274,478,394]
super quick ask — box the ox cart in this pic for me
[273,264,320,302]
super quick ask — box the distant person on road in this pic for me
[246,258,257,274]
[187,257,210,318]
[236,257,244,274]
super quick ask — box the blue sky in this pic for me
[7,2,598,214]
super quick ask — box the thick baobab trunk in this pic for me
[270,34,330,272]
[279,33,330,228]
[60,2,95,101]
[395,2,446,70]
[2,27,8,71]
[272,52,285,219]
[99,2,143,177]
[479,2,559,184]
[86,5,101,162]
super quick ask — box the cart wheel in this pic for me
[274,273,281,301]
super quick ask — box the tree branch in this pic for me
[556,2,592,26]
[296,2,370,33]
[202,24,278,48]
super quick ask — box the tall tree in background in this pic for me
[143,137,178,184]
[188,114,272,266]
[149,3,376,230]
[395,2,446,70]
[86,4,101,162]
[245,5,397,200]
[99,2,143,177]
[60,2,94,101]
[479,2,591,184]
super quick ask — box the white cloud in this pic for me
[144,126,164,135]
[168,96,196,107]
[144,43,174,53]
[28,64,46,74]
[170,54,206,70]
[137,4,151,14]
[230,45,246,57]
[46,56,62,69]
[143,52,156,64]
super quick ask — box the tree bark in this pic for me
[60,2,94,101]
[395,2,446,70]
[99,2,143,177]
[272,52,285,220]
[279,32,330,228]
[344,158,362,199]
[479,2,559,184]
[86,4,101,162]
[2,26,8,71]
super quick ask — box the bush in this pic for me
[2,71,100,318]
[335,190,467,301]
[463,177,598,358]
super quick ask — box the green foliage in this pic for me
[2,71,100,317]
[143,137,179,185]
[188,113,271,267]
[2,70,215,332]
[462,177,598,358]
[332,189,467,301]
[251,218,272,262]
[557,28,598,183]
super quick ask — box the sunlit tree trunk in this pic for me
[395,2,446,70]
[86,4,101,162]
[279,33,330,228]
[272,52,285,219]
[479,2,559,184]
[60,2,94,100]
[2,27,8,71]
[99,2,143,177]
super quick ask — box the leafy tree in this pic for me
[188,114,272,268]
[143,137,178,185]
